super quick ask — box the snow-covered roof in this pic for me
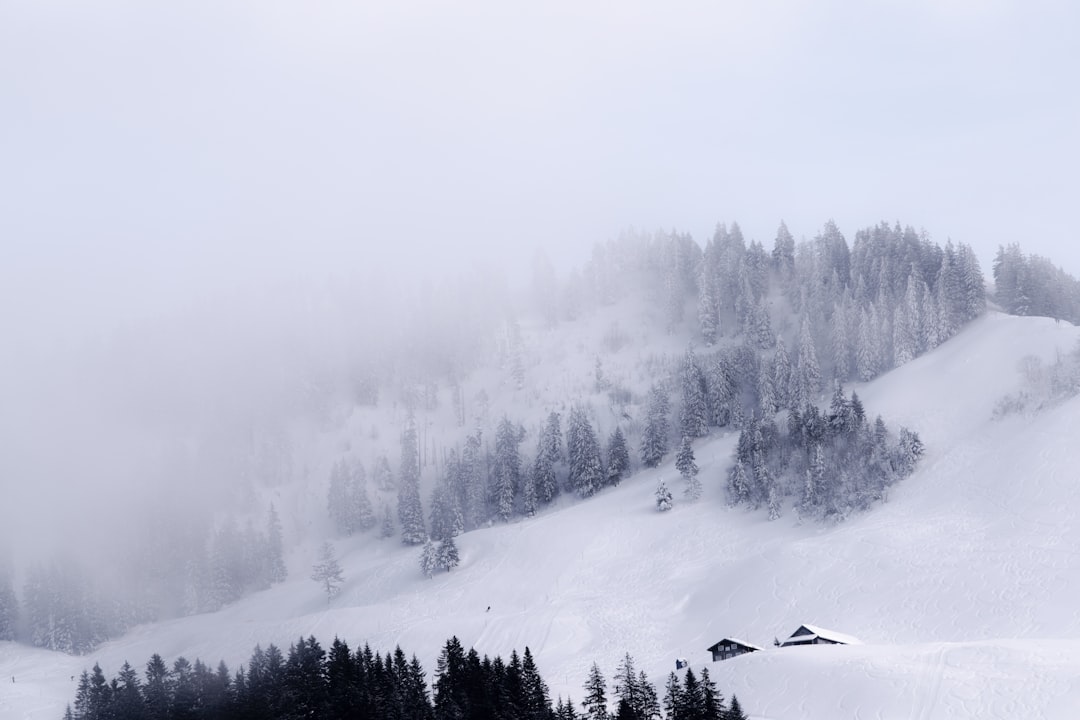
[784,624,862,646]
[707,637,764,652]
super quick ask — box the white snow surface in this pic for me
[4,312,1080,719]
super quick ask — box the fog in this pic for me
[2,0,1078,614]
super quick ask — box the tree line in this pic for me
[0,506,287,656]
[62,635,750,720]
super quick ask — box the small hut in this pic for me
[779,624,860,647]
[705,638,763,662]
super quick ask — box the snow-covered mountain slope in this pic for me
[4,311,1080,719]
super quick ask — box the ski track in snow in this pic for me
[5,313,1080,719]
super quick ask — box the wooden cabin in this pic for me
[779,624,860,647]
[706,638,763,661]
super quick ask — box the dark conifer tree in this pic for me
[398,414,427,545]
[266,504,287,584]
[581,662,608,720]
[0,570,17,642]
[605,427,631,486]
[640,384,671,468]
[680,349,709,439]
[662,672,682,720]
[725,696,747,720]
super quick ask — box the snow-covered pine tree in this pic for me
[419,540,438,579]
[327,459,351,534]
[310,541,344,601]
[640,384,671,468]
[792,315,821,409]
[379,504,395,539]
[429,478,464,542]
[397,414,427,545]
[727,460,751,507]
[772,336,792,411]
[855,306,880,381]
[680,348,709,439]
[698,265,720,345]
[605,426,631,486]
[522,467,538,517]
[348,460,377,532]
[0,570,17,641]
[830,298,853,380]
[373,454,395,492]
[675,437,701,501]
[492,416,525,522]
[461,430,487,529]
[706,352,737,427]
[655,479,673,512]
[531,434,559,506]
[266,504,287,584]
[436,537,460,572]
[567,406,605,498]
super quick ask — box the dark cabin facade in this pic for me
[779,624,860,647]
[706,638,762,661]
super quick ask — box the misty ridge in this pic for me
[2,221,1080,657]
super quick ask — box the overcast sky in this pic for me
[3,0,1079,339]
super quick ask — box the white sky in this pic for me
[2,0,1079,336]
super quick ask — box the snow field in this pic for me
[4,312,1080,718]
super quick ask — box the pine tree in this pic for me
[461,430,488,530]
[662,672,682,720]
[349,460,377,532]
[267,504,287,584]
[581,662,608,720]
[675,437,701,501]
[533,413,562,505]
[311,541,345,601]
[144,653,169,720]
[567,406,605,498]
[793,316,821,408]
[605,427,631,486]
[0,570,17,642]
[772,337,792,411]
[374,454,396,491]
[328,459,352,534]
[436,538,460,572]
[492,417,525,522]
[380,504,396,539]
[727,461,750,507]
[398,414,427,545]
[655,479,673,512]
[725,696,747,720]
[640,384,671,468]
[430,477,465,542]
[680,349,709,439]
[699,667,724,720]
[420,540,438,579]
[698,267,720,346]
[521,647,551,720]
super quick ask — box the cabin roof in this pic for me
[783,624,862,646]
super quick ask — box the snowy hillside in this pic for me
[4,311,1080,719]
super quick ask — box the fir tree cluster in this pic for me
[64,637,750,720]
[7,507,288,655]
[993,243,1080,324]
[728,384,923,521]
